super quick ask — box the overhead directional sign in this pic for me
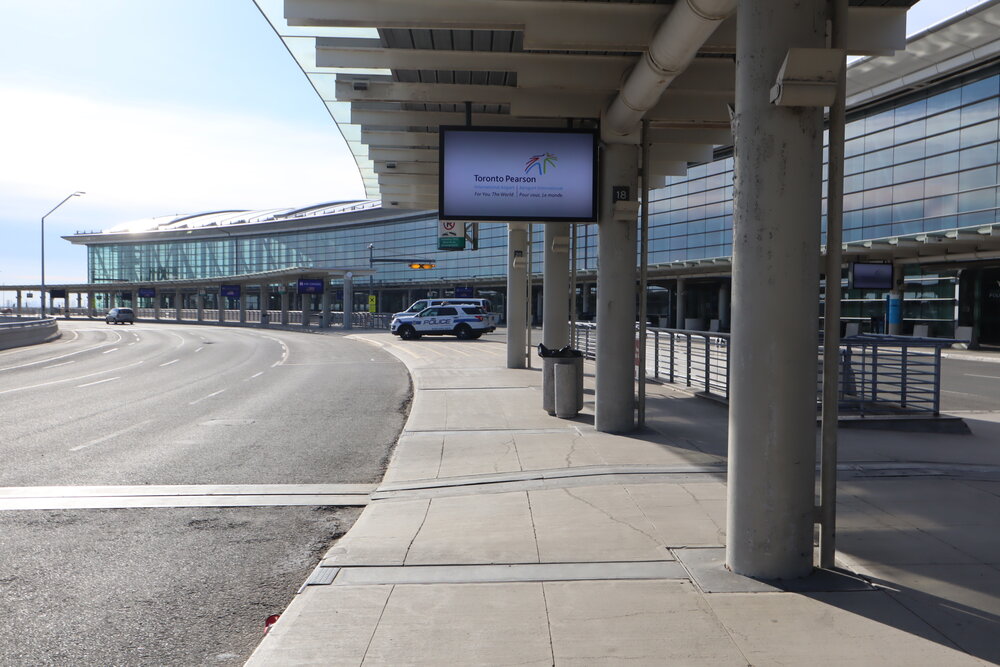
[221,285,241,298]
[297,279,324,294]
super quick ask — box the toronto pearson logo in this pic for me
[524,152,558,175]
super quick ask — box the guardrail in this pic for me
[0,317,60,350]
[130,307,392,329]
[572,324,950,416]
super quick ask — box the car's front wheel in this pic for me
[455,324,474,340]
[398,324,420,340]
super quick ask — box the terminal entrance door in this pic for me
[980,267,1000,346]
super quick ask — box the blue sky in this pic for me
[0,0,978,299]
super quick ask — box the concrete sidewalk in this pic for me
[247,331,1000,666]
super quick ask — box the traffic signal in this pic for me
[408,262,436,269]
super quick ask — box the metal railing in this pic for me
[573,323,950,415]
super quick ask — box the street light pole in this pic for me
[368,243,375,314]
[40,191,85,318]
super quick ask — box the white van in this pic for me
[393,298,497,331]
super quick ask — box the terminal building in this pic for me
[60,6,1000,346]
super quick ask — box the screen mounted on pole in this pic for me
[439,126,598,222]
[850,262,893,290]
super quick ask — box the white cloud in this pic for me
[0,86,366,216]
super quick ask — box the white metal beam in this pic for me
[361,130,439,148]
[351,108,567,129]
[374,162,439,175]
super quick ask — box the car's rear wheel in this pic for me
[399,324,420,340]
[469,332,482,340]
[455,324,473,340]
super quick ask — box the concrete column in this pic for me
[239,284,248,324]
[301,289,311,327]
[153,289,161,321]
[218,290,226,325]
[87,291,94,317]
[16,291,22,317]
[595,142,639,433]
[342,273,354,330]
[507,223,529,368]
[543,224,570,348]
[726,0,825,580]
[196,291,205,323]
[280,288,289,325]
[719,281,730,331]
[320,283,332,328]
[581,282,591,319]
[259,283,270,326]
[675,278,685,328]
[174,291,183,322]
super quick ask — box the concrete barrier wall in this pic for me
[0,318,60,351]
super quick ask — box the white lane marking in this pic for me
[102,348,119,354]
[965,373,1000,380]
[256,334,289,367]
[159,359,180,367]
[249,371,263,379]
[195,346,204,353]
[69,420,152,452]
[128,342,136,346]
[189,388,226,405]
[77,376,119,388]
[44,361,76,369]
[0,342,115,372]
[0,360,144,396]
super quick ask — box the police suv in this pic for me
[391,305,491,340]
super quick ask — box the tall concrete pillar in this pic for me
[342,273,354,330]
[174,291,183,322]
[280,288,289,325]
[87,291,95,317]
[581,282,591,319]
[218,290,226,325]
[543,224,570,349]
[595,142,639,433]
[239,284,248,324]
[196,291,205,323]
[507,223,529,368]
[320,283,332,328]
[259,283,270,326]
[154,289,161,321]
[301,289,311,327]
[726,0,826,579]
[675,278,686,328]
[16,291,22,317]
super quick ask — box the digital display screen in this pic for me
[439,126,597,222]
[297,279,324,294]
[137,287,156,298]
[851,263,893,290]
[220,285,241,297]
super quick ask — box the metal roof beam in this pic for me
[369,147,438,163]
[374,162,439,175]
[361,130,439,148]
[351,108,566,129]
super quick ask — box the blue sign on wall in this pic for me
[454,286,474,298]
[221,284,241,298]
[138,287,156,298]
[298,279,324,294]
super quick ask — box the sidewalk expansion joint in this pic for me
[301,560,687,588]
[401,427,580,436]
[372,464,728,500]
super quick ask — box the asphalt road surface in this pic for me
[0,320,410,665]
[940,355,1000,412]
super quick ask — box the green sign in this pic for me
[438,236,466,250]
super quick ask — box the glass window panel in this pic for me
[865,148,893,170]
[865,128,894,152]
[864,167,893,189]
[845,117,865,140]
[845,174,864,193]
[960,120,999,148]
[959,165,998,190]
[892,180,923,202]
[961,98,999,130]
[958,188,996,212]
[927,86,961,115]
[893,160,924,184]
[924,151,959,176]
[845,137,864,157]
[895,99,926,125]
[925,194,958,218]
[891,200,923,223]
[866,109,894,133]
[894,140,924,164]
[926,108,962,136]
[961,75,999,104]
[845,156,865,175]
[959,143,998,170]
[958,210,996,226]
[862,201,891,223]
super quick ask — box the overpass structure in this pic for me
[249,0,923,580]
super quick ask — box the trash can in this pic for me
[538,344,584,418]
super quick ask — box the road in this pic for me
[0,320,410,665]
[941,355,1000,412]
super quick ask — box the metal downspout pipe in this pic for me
[602,0,737,142]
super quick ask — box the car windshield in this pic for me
[406,301,428,313]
